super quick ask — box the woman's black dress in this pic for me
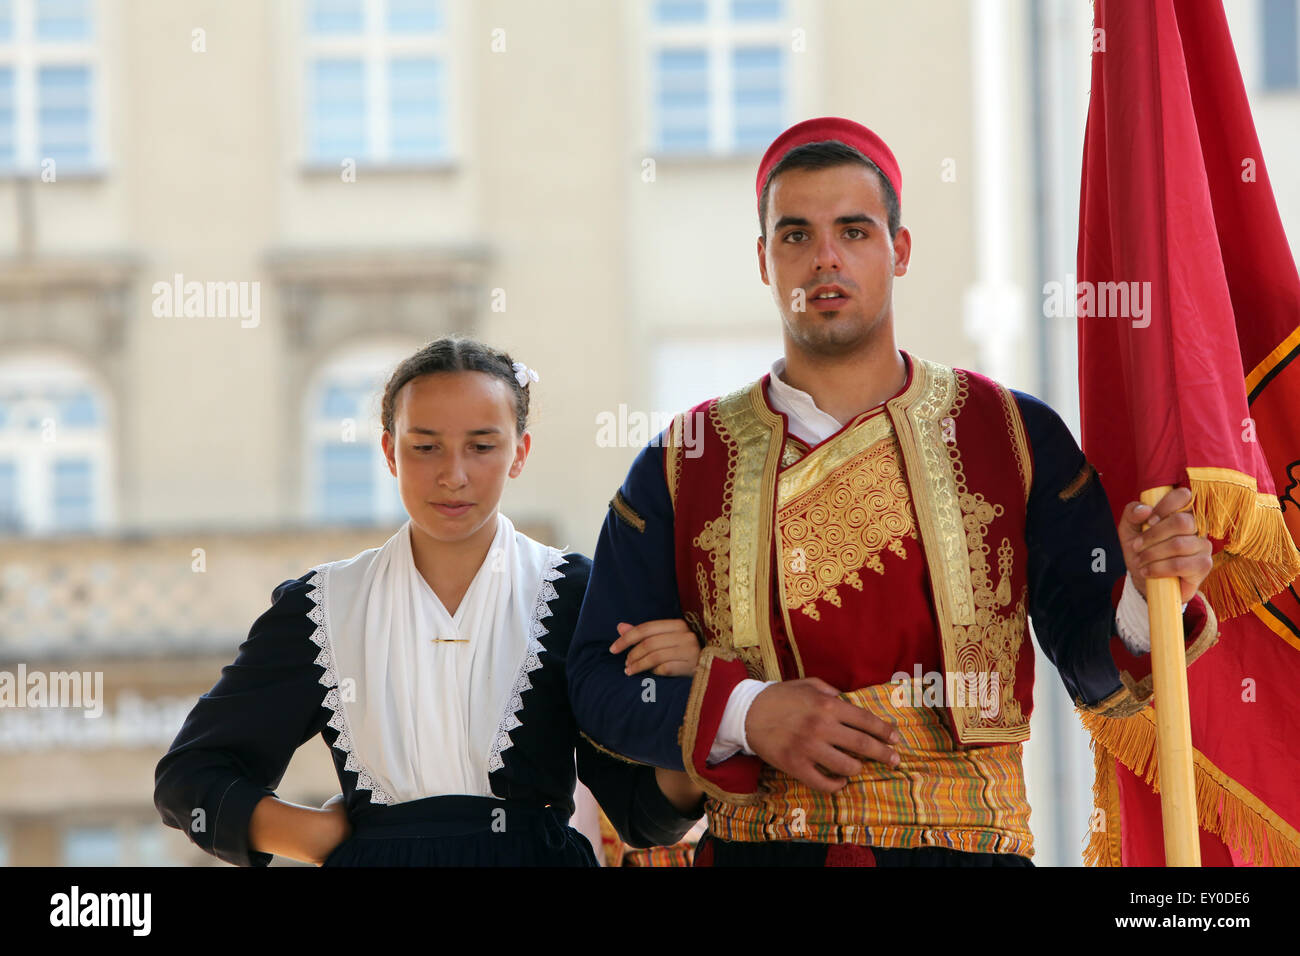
[154,552,698,866]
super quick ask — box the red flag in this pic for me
[1077,0,1300,865]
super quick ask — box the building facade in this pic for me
[0,0,1296,865]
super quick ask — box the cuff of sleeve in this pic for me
[706,678,774,764]
[1114,573,1189,654]
[212,778,276,868]
[678,647,763,804]
[1086,591,1219,719]
[626,767,704,848]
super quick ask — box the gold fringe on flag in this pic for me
[1079,707,1300,866]
[1082,738,1124,867]
[1185,467,1300,621]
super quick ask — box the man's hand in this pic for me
[610,619,702,677]
[1118,486,1213,604]
[744,678,899,793]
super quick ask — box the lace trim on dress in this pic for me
[304,567,394,806]
[486,549,568,775]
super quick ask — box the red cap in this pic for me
[755,116,902,213]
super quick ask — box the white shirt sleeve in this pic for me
[1114,571,1189,655]
[705,679,776,766]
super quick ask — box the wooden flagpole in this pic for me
[1140,485,1201,866]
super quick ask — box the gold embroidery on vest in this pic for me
[997,384,1033,503]
[888,362,1031,742]
[945,376,1028,734]
[777,437,919,621]
[773,410,892,675]
[995,538,1013,606]
[891,361,976,629]
[781,439,806,468]
[693,514,732,639]
[778,413,892,504]
[712,384,785,681]
[666,413,685,511]
[695,400,738,647]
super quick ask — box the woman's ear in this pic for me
[508,430,531,479]
[381,429,398,477]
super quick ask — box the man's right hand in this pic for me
[744,678,900,793]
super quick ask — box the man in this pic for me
[567,117,1217,866]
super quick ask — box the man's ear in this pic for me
[892,225,912,277]
[757,235,770,285]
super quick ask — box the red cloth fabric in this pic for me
[755,116,902,209]
[1078,0,1281,496]
[685,655,761,796]
[825,844,878,867]
[1078,0,1300,865]
[1116,761,1236,867]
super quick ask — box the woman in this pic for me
[154,337,706,866]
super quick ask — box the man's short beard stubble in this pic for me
[781,293,889,358]
[775,247,896,359]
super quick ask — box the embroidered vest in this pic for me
[664,357,1036,744]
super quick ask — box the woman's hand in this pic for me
[315,793,352,865]
[654,767,706,817]
[247,793,352,866]
[611,619,702,677]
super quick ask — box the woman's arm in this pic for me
[549,554,704,847]
[154,574,340,866]
[573,608,706,845]
[576,735,703,848]
[654,767,706,816]
[248,793,351,865]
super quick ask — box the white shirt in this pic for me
[706,357,1159,764]
[314,514,561,801]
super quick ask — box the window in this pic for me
[0,357,112,534]
[302,0,450,165]
[1262,0,1300,91]
[134,823,171,866]
[61,822,176,866]
[51,457,92,527]
[306,347,408,525]
[648,0,789,155]
[0,459,18,531]
[63,825,121,866]
[0,0,100,173]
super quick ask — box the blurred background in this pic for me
[0,0,1296,866]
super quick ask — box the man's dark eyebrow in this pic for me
[405,427,504,436]
[773,212,880,231]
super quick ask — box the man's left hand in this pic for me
[1117,486,1214,604]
